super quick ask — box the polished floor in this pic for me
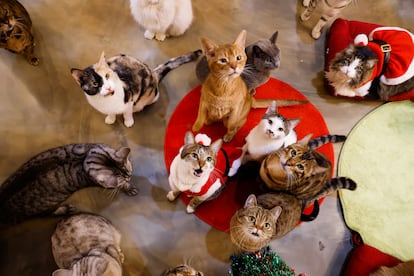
[0,0,412,275]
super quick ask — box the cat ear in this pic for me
[234,30,247,48]
[266,100,278,115]
[70,68,84,85]
[115,147,131,160]
[298,133,313,146]
[184,131,195,145]
[269,30,278,44]
[209,138,223,155]
[97,51,107,67]
[244,194,258,208]
[271,206,282,220]
[287,118,300,131]
[366,58,378,69]
[201,37,218,58]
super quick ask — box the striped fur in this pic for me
[300,0,353,39]
[71,49,202,127]
[308,134,346,149]
[0,144,137,224]
[163,264,204,276]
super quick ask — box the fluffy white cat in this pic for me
[129,0,193,41]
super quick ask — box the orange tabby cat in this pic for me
[192,30,305,142]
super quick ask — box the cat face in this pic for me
[164,264,204,276]
[329,44,378,87]
[201,30,247,79]
[260,101,299,139]
[71,52,121,97]
[85,146,137,196]
[259,134,329,189]
[230,194,281,252]
[251,31,281,71]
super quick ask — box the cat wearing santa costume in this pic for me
[326,26,414,100]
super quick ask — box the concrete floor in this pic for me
[0,0,412,275]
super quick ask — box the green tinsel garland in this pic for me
[229,245,297,276]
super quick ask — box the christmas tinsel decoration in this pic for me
[229,245,297,276]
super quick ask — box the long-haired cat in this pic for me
[326,28,414,100]
[0,0,39,65]
[167,131,224,213]
[192,30,305,143]
[230,176,356,252]
[228,100,299,176]
[0,144,137,224]
[259,133,351,200]
[195,30,281,92]
[71,49,201,127]
[300,0,353,39]
[51,213,124,276]
[129,0,193,41]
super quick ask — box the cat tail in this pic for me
[154,49,203,82]
[300,200,320,222]
[301,177,357,209]
[251,98,308,108]
[308,134,347,149]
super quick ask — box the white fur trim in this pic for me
[354,34,368,46]
[195,133,211,146]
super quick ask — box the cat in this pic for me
[129,0,193,41]
[0,0,39,65]
[195,30,281,92]
[192,30,306,143]
[300,0,353,39]
[0,143,137,224]
[71,49,201,127]
[51,213,124,276]
[228,100,300,177]
[259,133,350,200]
[325,28,414,100]
[230,175,356,253]
[163,264,204,276]
[167,131,225,214]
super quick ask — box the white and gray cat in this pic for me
[195,30,281,92]
[167,131,224,213]
[300,0,353,39]
[0,143,137,224]
[129,0,193,41]
[228,100,299,177]
[71,49,201,127]
[51,213,124,276]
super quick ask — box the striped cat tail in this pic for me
[154,49,203,82]
[251,98,308,108]
[302,177,357,208]
[308,134,347,149]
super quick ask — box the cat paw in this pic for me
[166,191,177,202]
[223,133,235,143]
[144,30,155,40]
[155,33,167,41]
[53,204,77,216]
[300,11,311,21]
[105,115,117,125]
[123,118,134,128]
[186,205,195,213]
[302,0,310,7]
[123,183,139,196]
[311,28,322,39]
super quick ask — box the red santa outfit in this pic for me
[354,27,414,89]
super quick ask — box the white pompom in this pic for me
[195,133,211,146]
[354,34,368,46]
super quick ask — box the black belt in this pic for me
[371,39,392,77]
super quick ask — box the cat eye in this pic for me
[296,164,304,170]
[278,127,284,132]
[290,149,297,157]
[268,119,273,125]
[192,153,198,159]
[248,216,256,223]
[219,58,228,64]
[105,73,110,79]
[206,156,212,162]
[92,82,99,87]
[264,222,270,228]
[236,55,242,61]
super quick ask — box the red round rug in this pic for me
[164,77,334,232]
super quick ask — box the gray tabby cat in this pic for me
[71,49,202,127]
[0,143,137,224]
[230,135,356,252]
[51,213,124,276]
[195,30,280,92]
[300,0,353,39]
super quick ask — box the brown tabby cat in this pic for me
[300,0,353,39]
[51,213,124,276]
[0,0,39,65]
[192,30,306,143]
[0,143,137,224]
[164,264,204,276]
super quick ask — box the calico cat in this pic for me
[0,143,137,224]
[0,0,39,65]
[196,30,281,92]
[228,100,299,176]
[167,131,224,213]
[300,0,353,39]
[326,28,414,100]
[259,133,350,200]
[164,264,204,276]
[71,49,201,127]
[129,0,193,41]
[51,213,124,276]
[192,30,306,143]
[230,176,356,252]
